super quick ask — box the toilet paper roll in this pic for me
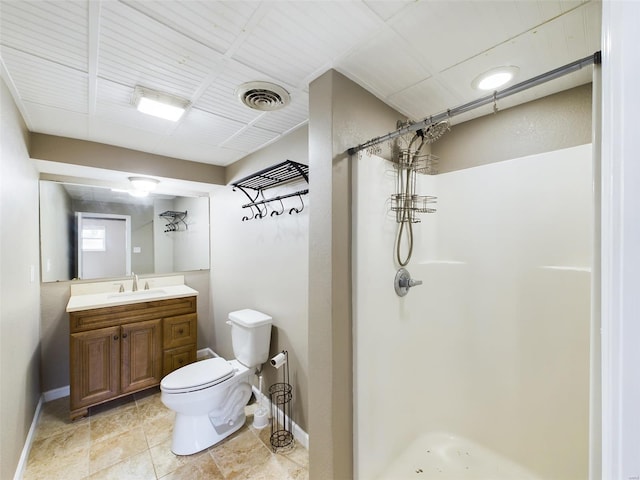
[270,352,287,369]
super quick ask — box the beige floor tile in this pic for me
[149,437,211,478]
[210,429,272,478]
[159,451,224,480]
[88,395,137,420]
[142,409,175,448]
[23,454,90,480]
[89,425,148,474]
[29,392,308,480]
[90,403,142,442]
[34,398,88,441]
[87,450,156,480]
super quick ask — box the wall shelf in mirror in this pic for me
[231,160,309,221]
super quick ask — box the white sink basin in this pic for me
[107,289,167,299]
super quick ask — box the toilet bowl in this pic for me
[161,358,251,455]
[160,309,272,455]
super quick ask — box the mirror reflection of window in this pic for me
[81,226,106,252]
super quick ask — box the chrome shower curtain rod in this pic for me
[347,51,602,156]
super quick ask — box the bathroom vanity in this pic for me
[66,277,198,420]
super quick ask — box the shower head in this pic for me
[423,120,450,144]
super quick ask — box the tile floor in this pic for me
[23,388,308,480]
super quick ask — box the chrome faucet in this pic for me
[132,272,138,292]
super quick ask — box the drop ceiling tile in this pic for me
[388,1,574,73]
[0,0,88,71]
[120,0,260,55]
[1,47,88,112]
[22,102,89,139]
[232,2,381,87]
[98,1,224,97]
[252,91,309,134]
[222,125,281,152]
[87,117,164,154]
[363,1,415,22]
[173,108,246,146]
[438,3,600,104]
[387,77,462,122]
[335,26,432,101]
[154,139,247,166]
[195,59,275,124]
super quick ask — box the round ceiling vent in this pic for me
[236,81,290,111]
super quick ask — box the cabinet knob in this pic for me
[178,359,184,364]
[113,335,119,340]
[122,333,128,338]
[178,328,184,334]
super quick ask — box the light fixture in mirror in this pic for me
[39,180,210,282]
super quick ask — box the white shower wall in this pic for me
[354,144,592,479]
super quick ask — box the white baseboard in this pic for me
[252,385,309,450]
[43,385,70,402]
[197,347,217,359]
[14,396,44,480]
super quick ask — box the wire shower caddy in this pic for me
[269,350,294,452]
[390,150,439,224]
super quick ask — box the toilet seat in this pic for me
[161,358,234,393]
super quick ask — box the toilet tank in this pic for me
[227,309,272,368]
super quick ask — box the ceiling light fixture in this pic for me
[133,86,191,121]
[128,176,159,196]
[472,66,519,91]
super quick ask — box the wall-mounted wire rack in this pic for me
[159,210,188,232]
[231,160,309,221]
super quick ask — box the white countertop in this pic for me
[66,279,198,312]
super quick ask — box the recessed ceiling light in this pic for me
[133,86,190,121]
[472,66,519,91]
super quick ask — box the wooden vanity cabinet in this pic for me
[69,295,197,420]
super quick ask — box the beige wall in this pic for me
[308,70,405,480]
[433,83,592,171]
[30,133,226,186]
[0,77,42,479]
[211,125,310,432]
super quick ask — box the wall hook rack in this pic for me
[231,160,309,221]
[159,210,188,232]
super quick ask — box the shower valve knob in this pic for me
[394,268,422,297]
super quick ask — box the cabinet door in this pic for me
[121,319,162,393]
[70,326,120,410]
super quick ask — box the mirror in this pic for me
[39,180,210,282]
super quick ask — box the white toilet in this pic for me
[160,309,272,455]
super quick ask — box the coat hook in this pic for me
[271,198,285,216]
[289,193,305,214]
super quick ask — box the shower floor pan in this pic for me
[377,432,543,480]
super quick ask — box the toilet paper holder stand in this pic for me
[269,350,294,452]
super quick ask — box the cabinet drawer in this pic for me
[163,313,197,349]
[163,345,197,376]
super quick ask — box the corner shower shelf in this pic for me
[231,160,309,220]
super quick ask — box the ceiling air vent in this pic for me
[236,81,290,111]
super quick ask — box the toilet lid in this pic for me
[161,358,234,393]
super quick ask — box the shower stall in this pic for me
[353,142,593,479]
